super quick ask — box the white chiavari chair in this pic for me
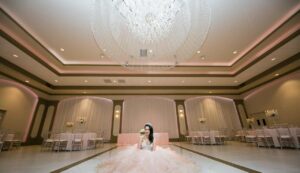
[256,129,265,147]
[41,131,54,151]
[245,130,257,144]
[53,132,67,152]
[202,131,211,145]
[0,131,4,152]
[184,131,192,143]
[296,128,300,149]
[72,133,83,151]
[88,132,104,149]
[2,133,15,150]
[277,127,295,149]
[214,130,225,145]
[195,131,203,145]
[262,128,274,148]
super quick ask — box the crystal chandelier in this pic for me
[112,0,184,44]
[91,0,211,71]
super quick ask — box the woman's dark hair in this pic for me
[144,124,154,144]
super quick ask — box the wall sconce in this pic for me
[77,117,86,124]
[198,117,206,123]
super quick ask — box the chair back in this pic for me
[74,133,83,140]
[256,129,264,137]
[296,128,300,136]
[277,128,291,137]
[247,130,256,136]
[53,133,61,140]
[203,130,210,137]
[210,130,219,136]
[0,132,5,141]
[4,134,15,141]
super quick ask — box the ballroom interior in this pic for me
[0,0,300,173]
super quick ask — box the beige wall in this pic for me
[243,71,300,126]
[0,79,38,141]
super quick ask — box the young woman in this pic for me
[138,123,156,151]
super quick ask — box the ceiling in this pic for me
[0,0,300,96]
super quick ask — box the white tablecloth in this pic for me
[59,132,97,150]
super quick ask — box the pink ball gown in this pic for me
[97,141,201,173]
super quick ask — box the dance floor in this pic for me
[0,142,300,173]
[63,145,246,173]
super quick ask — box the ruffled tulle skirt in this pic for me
[97,144,201,173]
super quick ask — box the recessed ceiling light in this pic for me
[148,80,151,83]
[197,50,201,54]
[234,80,238,83]
[25,80,29,83]
[271,58,276,61]
[274,73,279,76]
[208,80,212,83]
[209,91,213,93]
[201,56,205,60]
[179,109,183,113]
[13,54,18,58]
[84,80,88,83]
[54,80,58,83]
[82,91,87,94]
[233,50,238,54]
[60,48,65,52]
[113,80,117,83]
[149,49,153,53]
[181,80,185,83]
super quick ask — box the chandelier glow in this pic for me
[91,0,211,71]
[112,0,184,44]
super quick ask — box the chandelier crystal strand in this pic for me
[112,0,184,44]
[91,0,211,71]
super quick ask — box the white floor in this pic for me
[0,142,299,173]
[0,144,116,173]
[174,141,300,173]
[63,145,246,173]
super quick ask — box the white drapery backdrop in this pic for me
[122,97,179,138]
[52,97,113,140]
[185,96,241,131]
